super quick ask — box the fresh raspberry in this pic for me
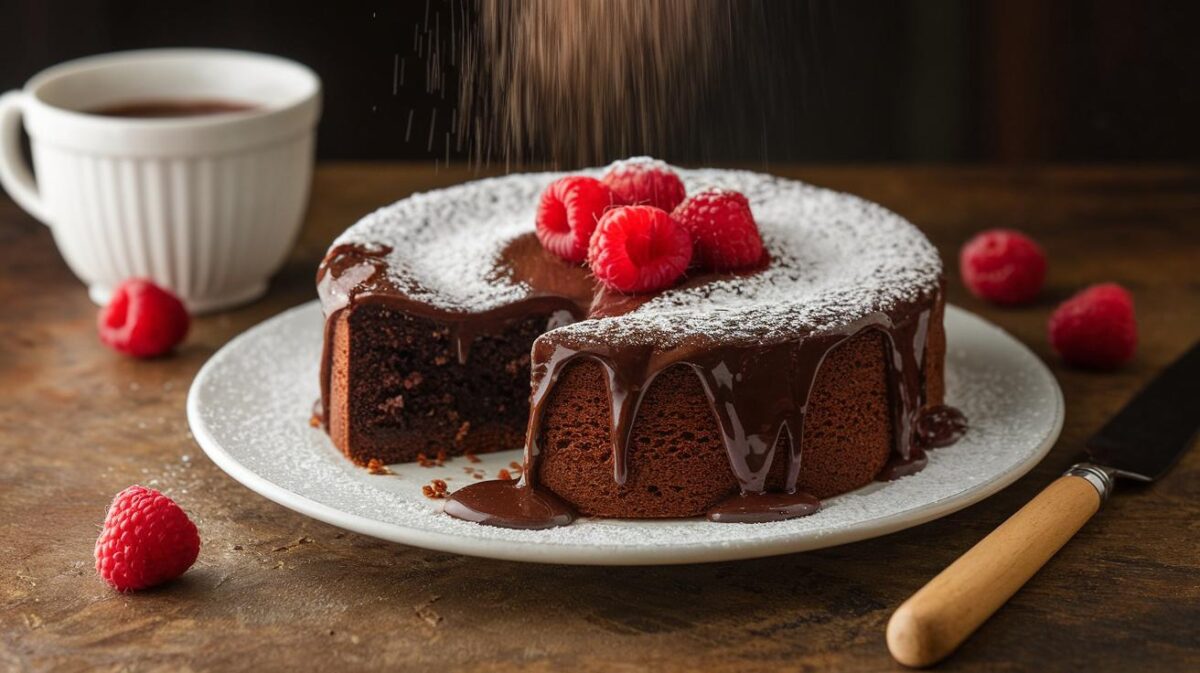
[959,229,1046,305]
[95,485,200,592]
[1048,283,1137,369]
[535,176,617,263]
[97,279,190,358]
[587,206,692,293]
[671,189,764,271]
[601,158,687,212]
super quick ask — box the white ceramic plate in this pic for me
[188,301,1063,565]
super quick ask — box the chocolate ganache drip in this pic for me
[444,293,946,528]
[315,167,966,529]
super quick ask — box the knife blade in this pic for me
[889,339,1200,668]
[1085,340,1200,482]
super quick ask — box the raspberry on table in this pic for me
[671,188,764,272]
[601,157,687,212]
[1048,283,1137,369]
[587,205,692,293]
[535,176,617,263]
[959,229,1046,305]
[97,279,190,358]
[95,485,201,592]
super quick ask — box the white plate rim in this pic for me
[187,302,1063,565]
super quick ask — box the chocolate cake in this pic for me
[317,166,962,527]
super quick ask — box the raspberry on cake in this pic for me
[672,188,764,271]
[587,205,692,293]
[601,157,687,212]
[316,163,959,527]
[535,175,617,263]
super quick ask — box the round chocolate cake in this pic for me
[317,165,959,527]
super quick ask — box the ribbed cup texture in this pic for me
[34,134,312,312]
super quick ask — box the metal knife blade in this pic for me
[1085,340,1200,482]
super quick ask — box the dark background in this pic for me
[2,0,1198,165]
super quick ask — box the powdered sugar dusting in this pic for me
[333,173,544,311]
[330,165,942,346]
[604,155,673,174]
[188,303,1062,564]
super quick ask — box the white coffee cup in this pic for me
[0,49,321,313]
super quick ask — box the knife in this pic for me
[887,340,1200,668]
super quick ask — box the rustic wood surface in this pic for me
[2,165,1198,673]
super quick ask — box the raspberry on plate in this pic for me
[959,229,1046,305]
[672,188,764,271]
[587,205,692,294]
[97,279,190,358]
[95,485,201,592]
[601,157,687,212]
[535,176,617,263]
[1048,283,1137,369]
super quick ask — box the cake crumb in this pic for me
[464,450,481,463]
[434,355,449,366]
[422,480,449,499]
[367,459,393,475]
[402,371,424,389]
[497,468,512,480]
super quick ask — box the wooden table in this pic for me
[2,165,1198,672]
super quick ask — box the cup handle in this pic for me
[0,91,51,225]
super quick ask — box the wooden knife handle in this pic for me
[887,467,1113,668]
